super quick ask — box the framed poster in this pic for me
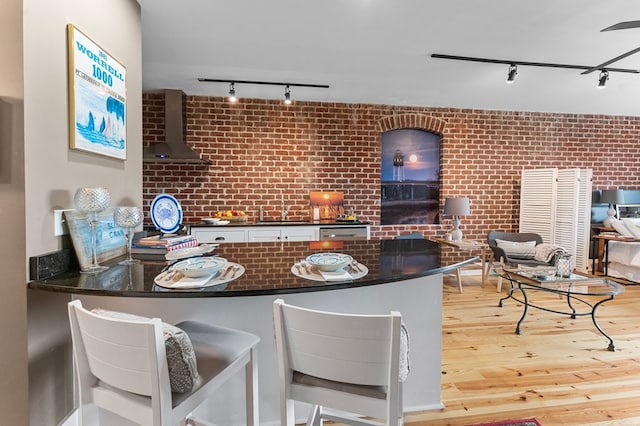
[67,24,127,160]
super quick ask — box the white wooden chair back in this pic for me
[273,298,403,426]
[68,300,170,424]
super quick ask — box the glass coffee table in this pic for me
[497,266,624,351]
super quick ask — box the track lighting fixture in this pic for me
[284,85,292,104]
[597,70,609,88]
[228,82,237,103]
[506,63,517,83]
[198,78,329,104]
[430,54,639,86]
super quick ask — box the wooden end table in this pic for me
[434,238,490,292]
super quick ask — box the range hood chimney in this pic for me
[143,89,210,164]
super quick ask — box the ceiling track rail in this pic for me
[430,54,640,74]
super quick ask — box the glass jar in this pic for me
[555,253,573,278]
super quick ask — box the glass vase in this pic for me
[74,187,111,273]
[114,206,143,265]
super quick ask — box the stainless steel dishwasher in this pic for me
[319,226,369,240]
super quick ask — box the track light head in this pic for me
[284,85,292,105]
[597,70,609,88]
[506,63,517,84]
[228,82,237,102]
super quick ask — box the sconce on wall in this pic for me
[198,78,329,104]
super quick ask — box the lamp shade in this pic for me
[600,189,624,205]
[444,197,470,216]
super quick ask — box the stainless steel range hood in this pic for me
[143,89,210,164]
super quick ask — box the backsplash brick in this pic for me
[143,92,640,241]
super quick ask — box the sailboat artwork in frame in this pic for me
[67,24,127,160]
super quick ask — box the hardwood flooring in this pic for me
[403,273,640,426]
[325,273,640,426]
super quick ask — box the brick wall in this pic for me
[143,92,640,240]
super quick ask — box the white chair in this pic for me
[273,298,406,426]
[67,300,260,425]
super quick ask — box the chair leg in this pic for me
[455,269,463,293]
[496,257,506,293]
[283,399,296,426]
[308,404,322,426]
[245,347,259,426]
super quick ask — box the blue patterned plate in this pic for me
[150,194,183,234]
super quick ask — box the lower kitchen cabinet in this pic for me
[190,224,367,243]
[247,226,319,242]
[190,227,247,243]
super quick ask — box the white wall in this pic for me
[22,0,142,424]
[0,0,28,424]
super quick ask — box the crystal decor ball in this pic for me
[74,187,111,212]
[113,206,143,228]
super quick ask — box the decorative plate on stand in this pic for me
[150,194,183,234]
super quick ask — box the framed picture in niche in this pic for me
[380,129,441,225]
[67,24,127,160]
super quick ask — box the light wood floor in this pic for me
[328,273,640,426]
[403,273,640,426]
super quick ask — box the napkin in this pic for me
[319,269,352,281]
[160,271,218,288]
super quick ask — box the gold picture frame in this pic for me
[67,24,127,160]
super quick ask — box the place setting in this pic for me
[291,252,368,282]
[154,256,244,290]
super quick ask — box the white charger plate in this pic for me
[291,261,368,282]
[154,262,245,289]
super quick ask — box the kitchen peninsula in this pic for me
[29,239,477,425]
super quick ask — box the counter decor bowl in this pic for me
[203,217,220,224]
[171,256,227,278]
[306,253,353,272]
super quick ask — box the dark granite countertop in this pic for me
[187,219,370,227]
[27,239,478,298]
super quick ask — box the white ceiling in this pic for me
[139,0,640,115]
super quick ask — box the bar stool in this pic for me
[67,300,259,425]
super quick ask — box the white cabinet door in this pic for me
[247,228,281,242]
[191,227,247,243]
[282,226,318,241]
[247,226,319,242]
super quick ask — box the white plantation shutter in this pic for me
[575,169,593,273]
[555,169,580,262]
[520,168,593,273]
[519,168,557,243]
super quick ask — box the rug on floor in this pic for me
[468,418,542,426]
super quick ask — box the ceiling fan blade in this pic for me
[580,46,640,74]
[601,20,640,32]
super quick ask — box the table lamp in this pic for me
[444,197,470,241]
[600,189,624,228]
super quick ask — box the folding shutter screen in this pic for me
[520,168,593,273]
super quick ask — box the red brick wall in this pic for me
[143,92,640,240]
